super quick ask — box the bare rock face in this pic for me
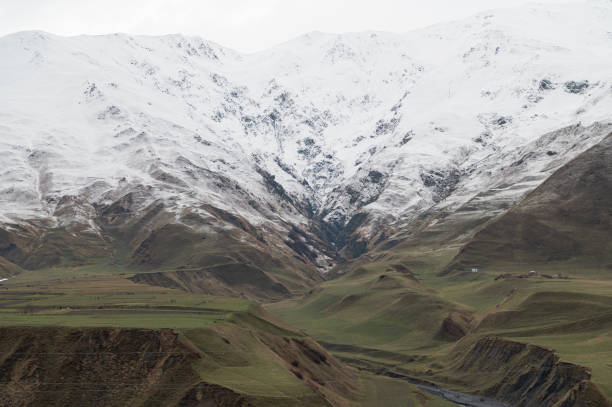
[449,336,611,407]
[0,327,202,407]
[0,324,358,407]
[437,312,473,341]
[554,380,612,407]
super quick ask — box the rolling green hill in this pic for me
[269,135,612,406]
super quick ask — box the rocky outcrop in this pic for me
[449,336,611,407]
[0,327,202,407]
[0,324,358,407]
[255,334,360,407]
[436,312,473,341]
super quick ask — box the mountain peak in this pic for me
[0,0,611,271]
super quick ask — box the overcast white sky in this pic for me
[0,0,584,52]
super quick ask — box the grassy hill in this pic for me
[1,131,610,407]
[268,136,612,405]
[0,263,454,407]
[443,134,612,277]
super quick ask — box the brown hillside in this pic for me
[443,133,612,274]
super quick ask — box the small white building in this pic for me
[472,268,478,273]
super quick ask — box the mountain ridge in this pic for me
[1,0,611,291]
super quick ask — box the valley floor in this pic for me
[0,264,454,407]
[267,248,612,406]
[0,245,610,406]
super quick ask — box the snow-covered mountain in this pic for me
[0,0,611,281]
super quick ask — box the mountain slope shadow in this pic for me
[442,133,612,275]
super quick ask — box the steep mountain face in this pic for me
[1,1,611,290]
[443,132,612,274]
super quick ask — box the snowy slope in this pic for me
[0,0,611,270]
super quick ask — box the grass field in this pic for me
[0,263,250,327]
[0,263,457,406]
[268,247,612,402]
[2,239,610,404]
